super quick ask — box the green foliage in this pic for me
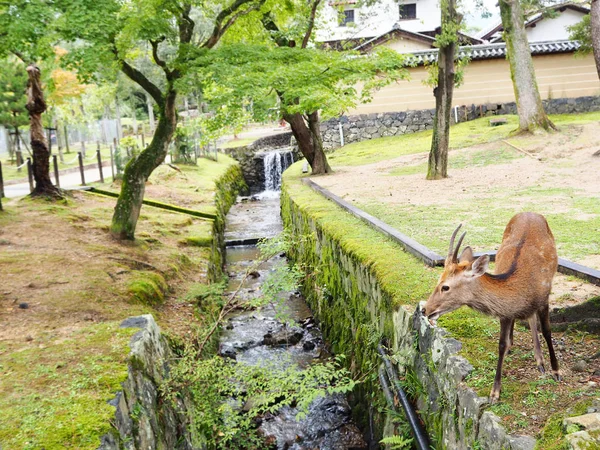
[163,352,356,449]
[0,60,29,131]
[192,43,411,124]
[380,434,414,449]
[568,15,592,55]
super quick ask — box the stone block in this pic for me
[566,431,599,450]
[564,413,600,431]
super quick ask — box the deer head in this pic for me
[424,225,490,323]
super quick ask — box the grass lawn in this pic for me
[301,111,600,447]
[0,155,241,449]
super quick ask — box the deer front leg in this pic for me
[529,315,545,374]
[538,306,561,381]
[490,318,512,404]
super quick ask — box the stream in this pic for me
[221,190,367,449]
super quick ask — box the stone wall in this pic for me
[320,95,600,150]
[220,136,299,194]
[281,176,537,449]
[98,164,245,449]
[251,131,293,150]
[209,162,247,278]
[98,315,197,450]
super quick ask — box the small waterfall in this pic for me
[263,149,294,192]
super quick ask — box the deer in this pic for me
[424,212,560,403]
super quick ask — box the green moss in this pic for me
[127,270,168,306]
[281,164,440,435]
[0,322,137,450]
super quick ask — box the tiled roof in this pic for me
[406,40,581,65]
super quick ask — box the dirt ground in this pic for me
[315,122,600,306]
[311,122,600,438]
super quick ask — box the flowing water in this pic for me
[221,191,366,449]
[262,149,294,192]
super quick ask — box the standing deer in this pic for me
[424,212,560,403]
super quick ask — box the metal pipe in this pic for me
[378,344,431,450]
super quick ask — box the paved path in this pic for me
[3,165,109,198]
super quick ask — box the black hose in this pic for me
[378,344,431,450]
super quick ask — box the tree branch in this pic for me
[178,4,195,44]
[202,0,265,48]
[150,38,172,79]
[261,12,294,47]
[116,54,165,108]
[301,0,322,49]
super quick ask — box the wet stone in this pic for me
[259,394,367,450]
[263,328,305,347]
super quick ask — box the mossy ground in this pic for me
[0,155,243,449]
[286,112,600,445]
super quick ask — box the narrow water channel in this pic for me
[221,191,367,449]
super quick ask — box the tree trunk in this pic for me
[427,0,458,180]
[499,0,556,133]
[592,0,600,79]
[110,89,177,240]
[25,65,62,198]
[283,111,332,175]
[147,93,156,133]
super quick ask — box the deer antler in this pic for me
[447,225,467,263]
[453,231,466,262]
[447,224,461,262]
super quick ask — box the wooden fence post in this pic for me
[0,161,4,198]
[52,155,60,187]
[97,149,104,183]
[78,152,85,186]
[64,124,70,154]
[16,151,23,172]
[26,158,33,193]
[109,145,115,181]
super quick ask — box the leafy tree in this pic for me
[499,0,556,133]
[194,30,409,175]
[426,0,462,180]
[35,0,269,239]
[0,60,29,158]
[568,3,600,80]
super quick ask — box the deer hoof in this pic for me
[553,371,562,382]
[489,390,500,404]
[537,364,546,375]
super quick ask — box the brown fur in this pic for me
[423,212,560,402]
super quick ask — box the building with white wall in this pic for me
[479,3,590,42]
[316,0,443,44]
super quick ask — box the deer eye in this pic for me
[441,285,450,292]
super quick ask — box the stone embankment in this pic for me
[281,167,547,449]
[98,162,245,449]
[320,95,600,150]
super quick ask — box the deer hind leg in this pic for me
[529,315,545,374]
[490,318,513,404]
[508,319,515,353]
[538,305,561,381]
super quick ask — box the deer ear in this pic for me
[458,246,474,263]
[471,254,489,277]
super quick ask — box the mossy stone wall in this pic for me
[281,173,536,450]
[208,162,246,281]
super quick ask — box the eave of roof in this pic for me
[406,39,582,65]
[353,26,436,52]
